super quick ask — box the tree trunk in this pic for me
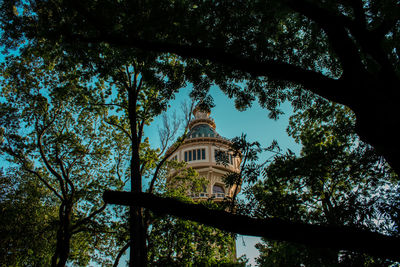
[51,202,72,267]
[129,139,147,266]
[130,206,147,266]
[128,86,147,266]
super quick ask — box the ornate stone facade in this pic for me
[167,105,241,201]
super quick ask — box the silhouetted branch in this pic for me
[113,242,130,267]
[148,101,194,194]
[72,203,107,231]
[103,191,400,261]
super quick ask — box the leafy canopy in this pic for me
[249,101,399,265]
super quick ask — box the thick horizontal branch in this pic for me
[103,191,400,261]
[64,32,346,106]
[58,1,347,105]
[62,0,342,102]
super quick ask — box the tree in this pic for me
[2,0,400,261]
[219,133,264,212]
[0,169,57,266]
[250,100,399,265]
[89,46,195,265]
[0,52,124,266]
[1,0,398,173]
[95,49,244,265]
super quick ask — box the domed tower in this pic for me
[167,105,241,201]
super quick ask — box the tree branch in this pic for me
[158,112,180,155]
[372,7,400,38]
[90,102,129,111]
[113,242,130,267]
[72,203,107,231]
[36,119,67,197]
[55,145,75,195]
[115,150,124,184]
[125,65,133,89]
[25,166,64,201]
[285,0,364,77]
[3,132,65,201]
[349,0,366,27]
[147,137,185,194]
[148,102,194,194]
[104,118,132,141]
[65,31,345,105]
[288,0,397,79]
[103,191,400,261]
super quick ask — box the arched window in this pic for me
[212,184,225,198]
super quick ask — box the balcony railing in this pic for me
[191,192,209,198]
[212,193,225,199]
[191,192,225,199]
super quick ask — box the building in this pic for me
[165,104,242,262]
[167,105,241,201]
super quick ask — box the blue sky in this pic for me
[144,84,301,266]
[145,85,300,157]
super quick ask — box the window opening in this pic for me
[215,149,232,165]
[212,185,225,198]
[185,148,207,162]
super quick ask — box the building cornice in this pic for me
[165,136,232,155]
[188,118,216,130]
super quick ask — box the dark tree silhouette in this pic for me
[1,0,399,263]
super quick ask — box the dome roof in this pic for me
[165,104,232,156]
[186,104,227,140]
[187,123,221,139]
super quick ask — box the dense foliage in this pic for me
[249,101,399,265]
[0,170,57,266]
[0,52,125,266]
[1,0,400,264]
[146,161,241,266]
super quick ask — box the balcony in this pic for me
[191,192,225,199]
[211,193,225,199]
[191,192,209,199]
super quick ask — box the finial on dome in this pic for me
[189,102,216,130]
[193,103,211,120]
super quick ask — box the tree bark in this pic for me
[51,202,73,267]
[113,242,131,267]
[128,82,147,266]
[103,191,400,261]
[129,206,147,266]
